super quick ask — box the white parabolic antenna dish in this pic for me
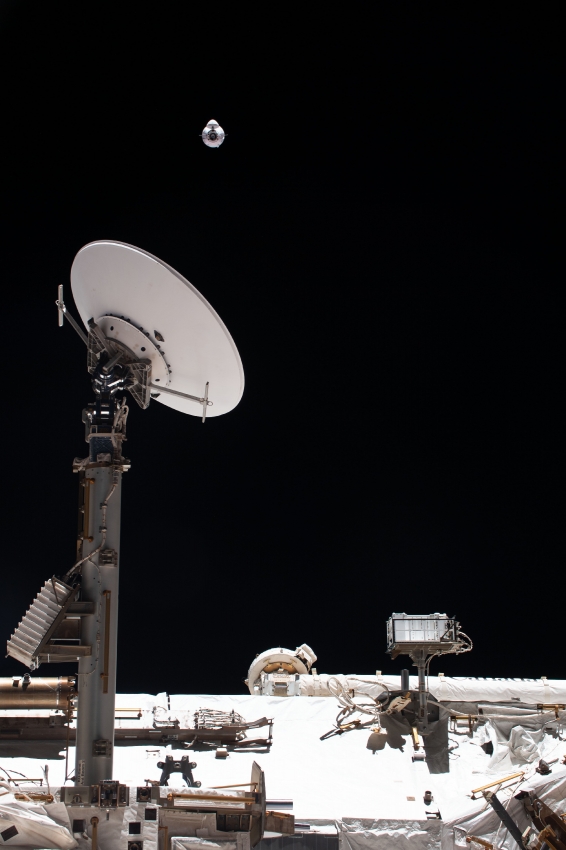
[71,241,244,417]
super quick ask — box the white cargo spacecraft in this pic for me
[202,119,225,148]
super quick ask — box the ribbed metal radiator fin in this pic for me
[6,578,74,670]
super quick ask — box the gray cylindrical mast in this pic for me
[71,330,131,786]
[74,463,123,785]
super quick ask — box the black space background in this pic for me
[0,5,562,693]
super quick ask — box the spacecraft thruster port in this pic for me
[202,119,225,148]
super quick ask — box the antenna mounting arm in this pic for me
[56,285,88,345]
[150,382,212,423]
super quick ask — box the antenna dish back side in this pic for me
[71,241,244,417]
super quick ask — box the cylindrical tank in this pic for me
[0,676,75,709]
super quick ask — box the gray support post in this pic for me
[75,465,122,786]
[485,792,525,849]
[411,648,430,735]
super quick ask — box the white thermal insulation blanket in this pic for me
[171,838,249,850]
[1,691,565,850]
[337,818,442,850]
[0,785,77,848]
[298,675,566,703]
[111,694,563,822]
[440,769,566,850]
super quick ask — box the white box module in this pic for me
[387,613,458,657]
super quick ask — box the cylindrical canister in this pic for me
[0,676,75,709]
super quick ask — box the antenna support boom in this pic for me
[56,285,88,345]
[150,382,212,422]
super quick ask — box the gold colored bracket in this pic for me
[466,837,494,849]
[82,477,95,542]
[537,704,566,720]
[167,791,256,804]
[471,772,525,799]
[91,816,99,850]
[101,591,111,694]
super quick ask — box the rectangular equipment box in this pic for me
[387,613,459,658]
[60,785,100,806]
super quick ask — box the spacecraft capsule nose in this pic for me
[202,119,225,148]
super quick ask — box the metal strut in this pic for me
[56,285,88,345]
[484,792,526,849]
[150,381,212,422]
